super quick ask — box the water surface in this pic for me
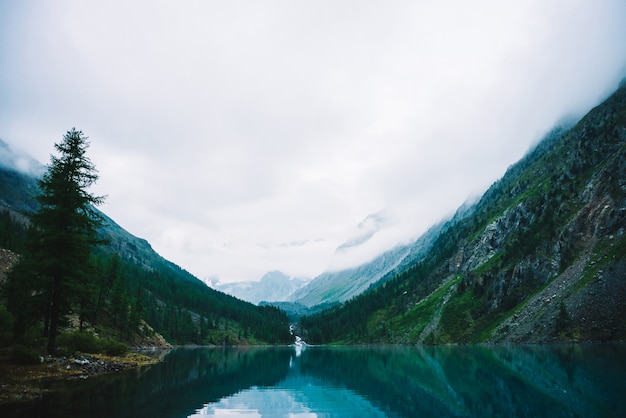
[2,344,625,417]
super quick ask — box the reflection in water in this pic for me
[2,344,625,417]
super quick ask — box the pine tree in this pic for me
[7,128,105,353]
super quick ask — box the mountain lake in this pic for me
[1,343,624,417]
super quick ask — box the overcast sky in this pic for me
[1,1,625,283]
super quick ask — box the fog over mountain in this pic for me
[211,271,310,305]
[2,1,626,283]
[0,139,45,177]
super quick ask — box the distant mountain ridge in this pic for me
[282,199,477,308]
[211,271,309,305]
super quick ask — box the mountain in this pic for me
[288,228,430,307]
[211,271,309,305]
[0,141,292,345]
[0,143,42,218]
[302,81,626,344]
[289,201,478,307]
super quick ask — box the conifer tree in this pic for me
[7,128,105,353]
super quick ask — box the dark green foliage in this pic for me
[100,338,128,356]
[92,219,293,345]
[2,217,291,347]
[141,272,292,345]
[56,331,128,355]
[57,331,101,353]
[0,210,27,252]
[0,305,14,346]
[4,248,48,340]
[9,344,41,365]
[4,129,105,353]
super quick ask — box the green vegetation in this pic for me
[0,129,292,359]
[0,210,27,252]
[4,128,105,353]
[9,344,42,365]
[0,305,14,345]
[56,331,128,356]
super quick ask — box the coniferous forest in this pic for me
[0,129,291,358]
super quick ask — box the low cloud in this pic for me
[2,1,626,282]
[0,139,45,177]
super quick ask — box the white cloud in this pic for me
[1,0,625,282]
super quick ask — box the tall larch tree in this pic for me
[14,128,105,353]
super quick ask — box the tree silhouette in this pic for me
[11,128,105,353]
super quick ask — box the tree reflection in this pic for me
[2,344,624,417]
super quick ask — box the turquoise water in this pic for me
[2,344,625,417]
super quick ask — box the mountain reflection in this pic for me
[2,344,625,417]
[292,345,626,417]
[2,347,293,418]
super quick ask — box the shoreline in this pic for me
[0,350,162,405]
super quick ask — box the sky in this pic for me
[1,1,625,284]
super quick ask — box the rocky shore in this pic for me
[0,351,162,404]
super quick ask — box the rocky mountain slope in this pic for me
[302,81,626,344]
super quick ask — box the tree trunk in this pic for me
[47,276,62,354]
[43,304,50,338]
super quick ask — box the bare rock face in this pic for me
[0,248,18,285]
[467,86,626,342]
[416,82,626,343]
[130,320,171,349]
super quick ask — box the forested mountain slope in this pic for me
[0,149,291,346]
[302,81,626,344]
